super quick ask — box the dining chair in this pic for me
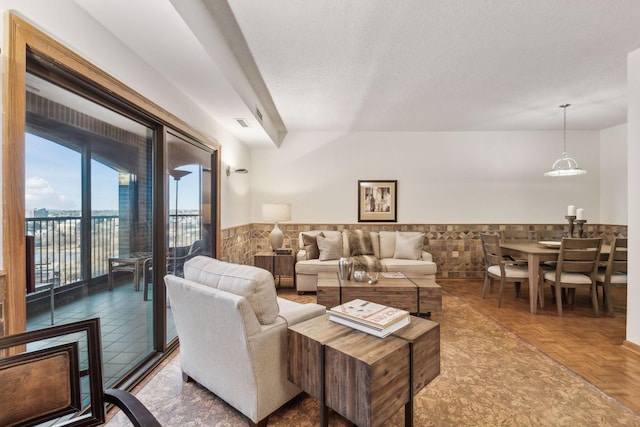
[537,229,565,242]
[596,237,627,316]
[537,229,566,268]
[480,233,529,307]
[499,229,531,296]
[500,229,532,243]
[539,238,602,316]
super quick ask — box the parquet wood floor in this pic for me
[440,278,640,415]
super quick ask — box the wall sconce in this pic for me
[226,166,249,176]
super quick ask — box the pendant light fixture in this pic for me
[544,104,586,176]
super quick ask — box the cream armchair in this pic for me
[165,256,325,427]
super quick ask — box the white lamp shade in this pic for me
[544,153,587,177]
[262,203,291,222]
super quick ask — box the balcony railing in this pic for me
[26,214,201,288]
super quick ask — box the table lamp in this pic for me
[262,203,291,251]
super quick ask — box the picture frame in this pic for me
[358,180,397,222]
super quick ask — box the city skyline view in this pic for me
[26,132,202,215]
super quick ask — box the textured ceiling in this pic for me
[225,0,640,132]
[78,0,640,146]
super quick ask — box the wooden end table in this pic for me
[254,251,296,287]
[288,314,440,427]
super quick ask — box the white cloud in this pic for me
[25,176,77,210]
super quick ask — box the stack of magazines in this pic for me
[328,299,410,338]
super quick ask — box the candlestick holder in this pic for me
[565,215,576,238]
[575,219,587,238]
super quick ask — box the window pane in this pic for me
[25,133,81,285]
[166,132,214,344]
[25,72,155,389]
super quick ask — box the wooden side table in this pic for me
[288,314,440,427]
[254,251,296,287]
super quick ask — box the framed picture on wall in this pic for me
[358,180,397,222]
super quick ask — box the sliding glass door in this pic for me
[6,14,220,392]
[165,132,214,344]
[25,71,156,387]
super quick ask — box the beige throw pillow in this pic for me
[317,235,343,261]
[393,231,425,260]
[302,232,324,260]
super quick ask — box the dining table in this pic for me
[499,241,610,314]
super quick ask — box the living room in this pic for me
[1,1,640,425]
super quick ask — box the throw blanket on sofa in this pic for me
[350,255,383,272]
[346,230,374,256]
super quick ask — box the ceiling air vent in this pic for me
[255,106,263,122]
[235,118,250,128]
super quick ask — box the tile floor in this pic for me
[27,280,176,388]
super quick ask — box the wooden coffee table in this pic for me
[316,272,441,316]
[288,314,440,427]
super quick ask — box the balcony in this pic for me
[25,213,200,388]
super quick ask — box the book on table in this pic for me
[329,313,411,338]
[381,271,406,279]
[328,299,410,336]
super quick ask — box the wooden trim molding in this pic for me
[3,12,29,337]
[2,12,222,337]
[622,340,640,357]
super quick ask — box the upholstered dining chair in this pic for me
[500,229,532,243]
[480,233,529,307]
[540,238,602,316]
[537,229,566,268]
[596,237,627,316]
[537,229,565,242]
[498,229,532,297]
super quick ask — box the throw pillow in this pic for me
[346,230,374,256]
[393,231,425,260]
[302,232,324,260]
[317,235,343,261]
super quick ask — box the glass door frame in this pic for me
[3,13,221,372]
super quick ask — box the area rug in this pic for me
[107,293,640,426]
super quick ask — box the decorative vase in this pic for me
[338,257,353,281]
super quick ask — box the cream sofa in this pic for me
[295,230,438,293]
[165,256,325,427]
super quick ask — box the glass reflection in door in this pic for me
[166,132,214,344]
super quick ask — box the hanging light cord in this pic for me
[560,103,570,154]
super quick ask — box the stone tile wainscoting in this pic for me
[220,223,627,279]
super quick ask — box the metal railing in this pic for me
[26,214,201,288]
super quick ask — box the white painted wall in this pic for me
[626,48,640,346]
[251,131,601,224]
[0,0,634,348]
[599,124,628,225]
[0,1,252,237]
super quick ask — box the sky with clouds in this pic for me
[26,133,118,211]
[25,133,201,213]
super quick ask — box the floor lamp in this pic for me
[169,169,191,275]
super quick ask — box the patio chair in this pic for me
[167,239,206,277]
